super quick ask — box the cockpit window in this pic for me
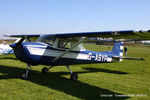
[37,35,74,50]
[37,35,55,46]
[58,39,71,49]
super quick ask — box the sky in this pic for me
[0,0,150,35]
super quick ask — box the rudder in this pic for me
[112,42,123,57]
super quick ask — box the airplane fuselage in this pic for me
[13,42,120,66]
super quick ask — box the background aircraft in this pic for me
[0,41,14,54]
[4,30,150,80]
[0,38,21,55]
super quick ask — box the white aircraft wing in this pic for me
[3,34,40,42]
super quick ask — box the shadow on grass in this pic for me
[0,55,17,60]
[82,67,129,75]
[0,65,129,100]
[0,57,17,60]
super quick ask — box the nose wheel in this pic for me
[21,64,31,79]
[22,73,28,79]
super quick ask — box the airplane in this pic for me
[4,30,150,80]
[0,41,14,54]
[0,38,21,55]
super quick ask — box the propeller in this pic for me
[10,36,25,49]
[6,37,25,55]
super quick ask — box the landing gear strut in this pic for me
[22,64,32,79]
[66,65,78,81]
[42,66,53,74]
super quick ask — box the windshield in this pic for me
[37,35,55,46]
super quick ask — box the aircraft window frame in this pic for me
[37,35,55,46]
[57,39,71,49]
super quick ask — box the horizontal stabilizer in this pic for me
[112,56,144,60]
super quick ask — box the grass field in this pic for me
[0,43,150,100]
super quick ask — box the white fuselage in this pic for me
[0,44,13,54]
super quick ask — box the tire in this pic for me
[42,67,49,74]
[70,73,78,81]
[22,73,28,79]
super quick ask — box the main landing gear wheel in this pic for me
[42,67,49,74]
[70,73,78,81]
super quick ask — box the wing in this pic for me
[46,30,150,40]
[3,30,150,40]
[3,34,40,42]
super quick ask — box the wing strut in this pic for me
[51,37,86,63]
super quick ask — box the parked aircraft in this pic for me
[4,30,150,80]
[0,41,14,54]
[0,38,21,55]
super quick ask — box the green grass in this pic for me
[0,44,150,100]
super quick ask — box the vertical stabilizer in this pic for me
[112,42,124,57]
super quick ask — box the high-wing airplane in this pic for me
[4,30,150,80]
[0,42,14,54]
[0,38,21,55]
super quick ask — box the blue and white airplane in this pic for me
[0,43,14,54]
[0,38,21,55]
[4,30,150,80]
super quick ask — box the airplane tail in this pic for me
[111,42,144,61]
[112,42,124,57]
